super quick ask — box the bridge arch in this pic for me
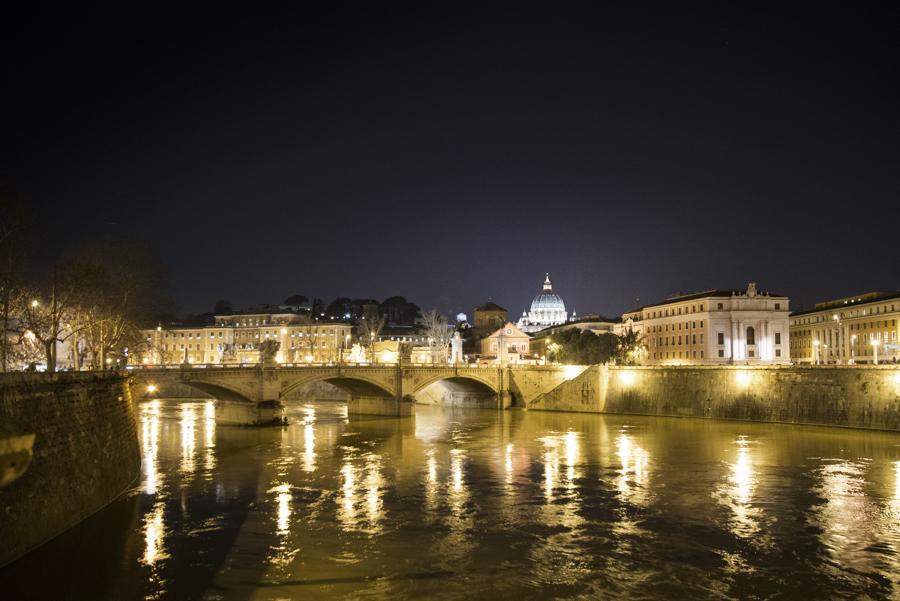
[130,372,258,405]
[411,372,499,394]
[412,375,499,407]
[280,374,395,400]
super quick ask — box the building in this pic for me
[473,301,508,337]
[137,310,353,365]
[789,291,900,364]
[480,322,532,363]
[630,283,790,365]
[517,274,568,334]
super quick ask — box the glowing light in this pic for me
[141,502,167,565]
[141,400,161,495]
[146,384,158,394]
[180,405,196,476]
[563,365,584,380]
[303,423,315,472]
[268,483,292,534]
[616,432,649,505]
[31,299,39,308]
[735,370,752,388]
[618,370,637,386]
[280,328,287,334]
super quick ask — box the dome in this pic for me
[530,274,566,312]
[531,292,566,312]
[517,274,569,333]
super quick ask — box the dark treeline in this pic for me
[1,204,174,372]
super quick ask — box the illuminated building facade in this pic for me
[136,311,352,365]
[630,283,790,365]
[789,292,900,364]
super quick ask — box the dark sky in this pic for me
[4,3,899,318]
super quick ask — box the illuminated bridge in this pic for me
[128,363,590,424]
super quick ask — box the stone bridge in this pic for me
[129,364,555,424]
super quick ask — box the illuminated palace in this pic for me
[517,274,569,334]
[136,311,352,365]
[624,283,790,365]
[789,291,900,364]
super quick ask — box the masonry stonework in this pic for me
[526,365,900,431]
[0,372,140,567]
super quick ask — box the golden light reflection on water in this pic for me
[203,401,216,473]
[616,431,649,506]
[364,454,383,528]
[814,460,873,568]
[534,431,585,584]
[337,457,357,528]
[895,460,900,501]
[141,501,167,566]
[140,401,161,495]
[335,450,384,533]
[505,443,514,488]
[716,436,761,540]
[303,424,316,473]
[179,405,196,477]
[270,483,292,535]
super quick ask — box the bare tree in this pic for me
[421,309,451,364]
[356,307,385,363]
[0,202,30,372]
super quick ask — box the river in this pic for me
[3,398,900,600]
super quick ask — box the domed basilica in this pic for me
[516,274,569,333]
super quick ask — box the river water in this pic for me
[4,399,900,600]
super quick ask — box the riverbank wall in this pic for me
[526,365,900,431]
[0,372,140,567]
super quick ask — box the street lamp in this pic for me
[872,339,881,365]
[31,299,39,308]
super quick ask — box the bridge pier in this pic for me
[347,395,414,417]
[216,400,285,426]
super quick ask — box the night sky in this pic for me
[4,3,899,318]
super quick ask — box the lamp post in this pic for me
[813,340,820,365]
[872,339,881,365]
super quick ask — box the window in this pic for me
[775,349,781,357]
[746,327,756,345]
[774,332,781,345]
[692,334,696,344]
[718,349,724,357]
[717,332,725,345]
[748,350,755,357]
[775,303,781,310]
[717,303,724,310]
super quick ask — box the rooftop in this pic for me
[790,291,900,317]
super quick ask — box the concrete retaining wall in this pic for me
[0,372,141,567]
[527,365,900,431]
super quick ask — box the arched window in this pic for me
[746,326,756,345]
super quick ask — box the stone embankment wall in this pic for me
[0,372,140,567]
[527,365,900,431]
